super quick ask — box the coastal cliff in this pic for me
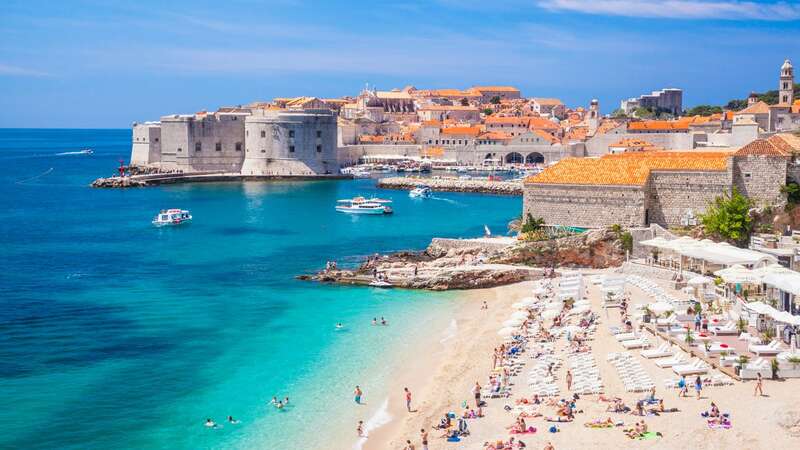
[302,229,625,290]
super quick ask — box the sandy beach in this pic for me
[364,270,800,450]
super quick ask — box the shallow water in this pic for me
[0,129,521,449]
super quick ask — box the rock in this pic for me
[377,177,522,196]
[496,228,625,269]
[91,176,147,188]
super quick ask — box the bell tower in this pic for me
[780,59,794,105]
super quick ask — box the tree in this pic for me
[521,213,545,234]
[490,96,501,105]
[726,83,800,108]
[781,181,800,204]
[725,99,748,111]
[610,108,627,118]
[482,108,494,116]
[460,97,470,106]
[700,188,753,246]
[633,106,655,119]
[684,105,723,116]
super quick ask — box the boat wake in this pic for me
[440,318,458,344]
[15,167,54,184]
[353,397,392,450]
[56,150,93,156]
[430,196,463,206]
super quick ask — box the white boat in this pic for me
[409,186,432,198]
[369,280,393,288]
[336,197,393,215]
[341,167,371,178]
[152,209,192,226]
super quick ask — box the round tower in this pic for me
[780,59,794,105]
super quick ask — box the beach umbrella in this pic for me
[511,311,530,320]
[541,309,560,320]
[714,265,759,284]
[648,301,674,315]
[687,275,713,286]
[503,318,524,328]
[498,327,518,337]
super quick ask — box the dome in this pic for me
[782,59,793,70]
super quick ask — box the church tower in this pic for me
[588,99,599,134]
[780,59,794,105]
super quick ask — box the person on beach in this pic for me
[481,301,488,310]
[413,265,418,277]
[404,439,415,450]
[566,369,572,391]
[420,428,429,450]
[543,441,555,450]
[678,375,687,397]
[754,372,764,396]
[354,386,363,404]
[357,420,364,437]
[694,376,703,399]
[473,382,482,408]
[405,387,412,412]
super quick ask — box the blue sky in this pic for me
[1,0,799,128]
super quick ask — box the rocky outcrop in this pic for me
[378,177,522,195]
[91,177,148,188]
[495,229,625,269]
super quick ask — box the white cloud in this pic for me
[0,63,50,77]
[537,0,800,20]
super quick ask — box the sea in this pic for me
[0,129,521,449]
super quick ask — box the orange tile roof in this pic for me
[525,151,731,186]
[359,135,385,143]
[772,133,800,152]
[533,98,564,106]
[422,120,442,127]
[528,116,559,131]
[471,86,520,93]
[735,101,770,115]
[735,138,790,157]
[595,120,623,135]
[485,116,533,125]
[477,131,513,140]
[532,129,558,144]
[441,126,482,136]
[628,120,690,131]
[418,105,478,111]
[793,99,800,114]
[563,126,588,142]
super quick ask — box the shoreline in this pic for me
[91,172,351,188]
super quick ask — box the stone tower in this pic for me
[747,91,759,106]
[588,99,599,134]
[780,59,794,105]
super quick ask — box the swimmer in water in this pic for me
[205,418,216,428]
[372,318,378,326]
[276,400,284,409]
[381,317,387,326]
[270,396,278,405]
[284,396,290,405]
[227,416,240,424]
[336,322,344,329]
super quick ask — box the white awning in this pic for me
[763,271,800,296]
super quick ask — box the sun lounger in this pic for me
[672,359,708,376]
[641,343,673,359]
[622,338,650,349]
[703,342,734,356]
[655,355,687,368]
[615,333,638,342]
[748,340,783,356]
[709,322,738,336]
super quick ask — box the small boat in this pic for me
[409,186,432,198]
[152,209,192,226]
[80,149,94,155]
[336,197,393,215]
[369,280,393,288]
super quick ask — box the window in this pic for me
[235,142,242,151]
[316,145,322,152]
[289,130,295,138]
[744,172,752,179]
[261,149,266,153]
[289,145,295,153]
[316,130,322,138]
[261,130,266,138]
[195,142,202,152]
[232,116,237,121]
[154,138,159,142]
[177,147,182,152]
[215,142,222,152]
[246,130,249,137]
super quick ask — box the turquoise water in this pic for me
[0,129,521,449]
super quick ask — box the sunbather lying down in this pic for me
[584,417,617,428]
[544,416,573,423]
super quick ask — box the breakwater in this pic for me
[377,176,522,195]
[91,172,350,188]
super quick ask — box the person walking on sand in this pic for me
[694,375,703,400]
[754,372,764,397]
[543,442,555,450]
[678,375,687,397]
[357,420,364,437]
[472,382,482,408]
[420,428,429,450]
[354,386,363,404]
[566,369,573,391]
[404,387,412,412]
[404,439,416,450]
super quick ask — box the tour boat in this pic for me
[408,186,432,198]
[368,279,393,288]
[152,209,192,226]
[335,197,393,215]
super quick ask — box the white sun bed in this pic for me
[622,338,650,349]
[672,359,709,376]
[655,354,687,368]
[641,343,673,359]
[748,340,783,356]
[614,333,638,342]
[709,322,738,336]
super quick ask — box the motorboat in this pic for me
[152,209,192,226]
[336,197,393,215]
[408,186,432,198]
[341,167,371,178]
[369,279,393,288]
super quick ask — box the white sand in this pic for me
[366,270,800,449]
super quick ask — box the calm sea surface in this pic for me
[0,129,521,449]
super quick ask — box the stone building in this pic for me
[470,86,521,103]
[130,108,338,176]
[531,98,566,119]
[522,137,798,229]
[620,88,683,116]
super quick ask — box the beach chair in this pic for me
[709,322,738,336]
[672,359,709,376]
[622,338,650,350]
[748,340,783,356]
[614,333,638,342]
[641,343,673,359]
[655,354,687,368]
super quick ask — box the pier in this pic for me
[91,172,351,188]
[377,176,523,195]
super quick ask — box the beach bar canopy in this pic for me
[640,237,777,267]
[762,270,800,297]
[714,264,761,284]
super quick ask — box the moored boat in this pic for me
[335,197,393,215]
[152,209,192,226]
[409,186,432,198]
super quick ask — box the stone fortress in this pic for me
[132,107,338,176]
